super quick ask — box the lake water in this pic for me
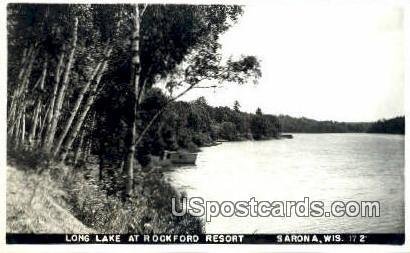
[165,133,404,233]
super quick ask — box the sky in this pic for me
[178,3,404,122]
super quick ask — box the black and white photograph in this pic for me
[3,0,407,250]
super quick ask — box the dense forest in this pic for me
[134,96,280,155]
[7,4,262,233]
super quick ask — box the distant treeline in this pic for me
[278,115,371,133]
[367,116,405,134]
[278,115,404,134]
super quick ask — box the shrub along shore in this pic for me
[7,149,204,234]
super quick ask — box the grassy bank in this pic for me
[7,165,95,233]
[7,153,204,234]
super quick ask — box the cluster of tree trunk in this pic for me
[8,16,113,163]
[7,4,261,196]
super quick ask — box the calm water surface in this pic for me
[165,133,404,233]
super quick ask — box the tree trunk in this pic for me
[53,42,111,157]
[11,47,38,149]
[58,54,110,162]
[9,46,37,133]
[14,110,22,148]
[38,102,49,140]
[99,152,104,182]
[44,18,78,153]
[125,5,142,196]
[17,48,29,80]
[52,60,103,157]
[29,102,41,147]
[73,129,84,166]
[21,108,26,147]
[82,138,91,163]
[36,108,43,140]
[28,60,48,147]
[8,46,32,124]
[42,49,65,148]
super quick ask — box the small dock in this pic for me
[280,134,293,139]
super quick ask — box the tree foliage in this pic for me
[367,116,404,134]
